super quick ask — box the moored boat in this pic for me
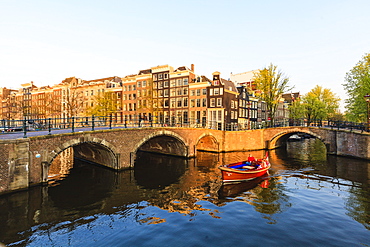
[219,154,270,183]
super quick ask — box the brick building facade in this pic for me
[0,64,291,130]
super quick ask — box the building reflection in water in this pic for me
[48,147,74,186]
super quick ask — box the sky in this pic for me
[1,0,370,112]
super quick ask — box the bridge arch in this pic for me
[195,133,219,152]
[133,130,189,157]
[267,128,326,150]
[47,137,119,170]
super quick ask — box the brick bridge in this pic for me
[0,126,369,194]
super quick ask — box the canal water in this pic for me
[0,138,369,246]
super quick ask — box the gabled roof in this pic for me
[83,76,121,83]
[201,75,212,83]
[138,69,151,75]
[221,78,237,93]
[282,92,300,103]
[175,66,193,72]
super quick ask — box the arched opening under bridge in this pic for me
[134,134,189,189]
[196,134,219,152]
[47,138,119,184]
[269,131,328,163]
[136,135,188,157]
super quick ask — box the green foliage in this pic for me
[87,92,118,116]
[288,99,304,119]
[303,85,340,123]
[302,91,328,124]
[288,86,340,124]
[343,52,370,122]
[253,63,293,125]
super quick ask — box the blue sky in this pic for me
[1,0,370,111]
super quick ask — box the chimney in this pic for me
[191,64,194,72]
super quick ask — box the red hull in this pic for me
[219,156,270,183]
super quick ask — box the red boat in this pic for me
[219,154,270,183]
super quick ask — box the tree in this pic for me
[87,92,118,117]
[63,88,86,118]
[302,85,340,125]
[288,98,305,124]
[253,63,293,125]
[343,53,370,122]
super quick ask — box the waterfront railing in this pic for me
[0,115,368,138]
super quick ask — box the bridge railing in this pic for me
[0,115,368,138]
[284,119,368,132]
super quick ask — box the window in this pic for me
[190,99,195,107]
[137,81,141,88]
[158,73,163,79]
[183,88,188,95]
[191,90,195,96]
[210,89,213,96]
[218,110,222,121]
[171,80,176,87]
[183,78,188,85]
[191,111,195,120]
[183,98,188,107]
[196,89,200,96]
[202,98,207,107]
[196,99,201,107]
[214,88,219,95]
[210,98,215,107]
[164,80,169,87]
[142,80,147,87]
[177,79,183,86]
[164,89,169,97]
[177,99,182,107]
[217,98,222,106]
[202,89,207,95]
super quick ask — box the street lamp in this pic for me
[364,94,370,131]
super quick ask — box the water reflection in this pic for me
[134,151,187,189]
[0,139,369,246]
